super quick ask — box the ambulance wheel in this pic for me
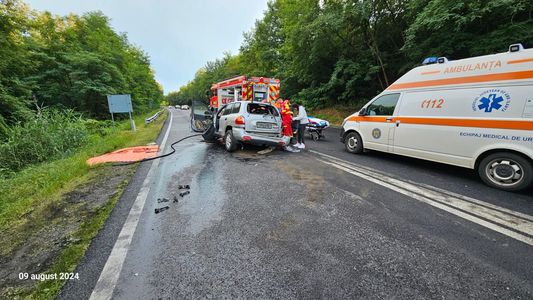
[345,132,363,154]
[224,130,239,152]
[478,152,533,192]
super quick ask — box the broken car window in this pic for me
[247,103,279,116]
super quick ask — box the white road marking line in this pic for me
[311,151,533,246]
[90,110,173,300]
[416,182,533,222]
[324,157,533,236]
[311,150,533,222]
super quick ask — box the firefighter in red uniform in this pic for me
[274,98,283,110]
[280,99,293,137]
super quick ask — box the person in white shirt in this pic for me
[292,103,308,149]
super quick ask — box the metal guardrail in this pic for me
[145,110,164,124]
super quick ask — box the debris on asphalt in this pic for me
[179,190,190,197]
[178,184,190,189]
[283,145,300,153]
[257,146,275,155]
[155,206,169,214]
[173,196,179,203]
[157,198,169,203]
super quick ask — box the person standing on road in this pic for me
[281,99,293,138]
[292,103,309,149]
[280,99,300,152]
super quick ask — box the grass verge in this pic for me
[28,174,131,299]
[0,109,167,299]
[308,106,359,126]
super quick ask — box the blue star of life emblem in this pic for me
[478,93,503,112]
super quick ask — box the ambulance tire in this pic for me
[224,130,239,152]
[344,132,363,154]
[478,152,533,192]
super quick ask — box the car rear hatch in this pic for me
[244,103,281,134]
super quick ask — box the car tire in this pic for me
[201,123,217,142]
[224,130,239,152]
[344,132,363,154]
[477,152,533,192]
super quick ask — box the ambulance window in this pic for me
[367,94,400,116]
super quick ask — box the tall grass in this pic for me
[0,110,165,229]
[0,110,93,175]
[0,109,167,299]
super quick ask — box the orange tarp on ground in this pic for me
[87,145,159,166]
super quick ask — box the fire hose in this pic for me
[113,133,204,166]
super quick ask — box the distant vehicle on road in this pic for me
[175,105,180,109]
[204,101,288,152]
[341,43,533,191]
[181,105,189,110]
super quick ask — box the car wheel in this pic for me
[344,132,363,154]
[478,152,533,191]
[224,130,239,152]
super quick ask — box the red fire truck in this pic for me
[209,76,280,108]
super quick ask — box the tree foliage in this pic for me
[172,0,533,109]
[0,0,163,137]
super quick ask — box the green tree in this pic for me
[0,2,163,134]
[0,0,34,135]
[404,0,533,61]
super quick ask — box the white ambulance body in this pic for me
[341,44,533,191]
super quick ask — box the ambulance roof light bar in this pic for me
[437,57,448,64]
[422,57,438,65]
[422,57,448,65]
[509,43,524,53]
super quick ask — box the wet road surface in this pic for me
[61,108,533,299]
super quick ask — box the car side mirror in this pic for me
[359,107,367,116]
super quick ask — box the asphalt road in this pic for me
[60,108,533,299]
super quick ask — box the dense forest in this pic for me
[0,0,163,137]
[168,0,533,108]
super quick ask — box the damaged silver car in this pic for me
[202,101,289,152]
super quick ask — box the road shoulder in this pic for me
[56,112,171,300]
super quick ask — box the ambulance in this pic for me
[341,44,533,191]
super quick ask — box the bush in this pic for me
[0,109,89,173]
[82,119,114,136]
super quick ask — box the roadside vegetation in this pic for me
[0,0,163,138]
[0,109,91,174]
[0,1,166,297]
[0,110,167,299]
[167,0,533,115]
[308,107,358,126]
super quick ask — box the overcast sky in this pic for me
[25,0,269,94]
